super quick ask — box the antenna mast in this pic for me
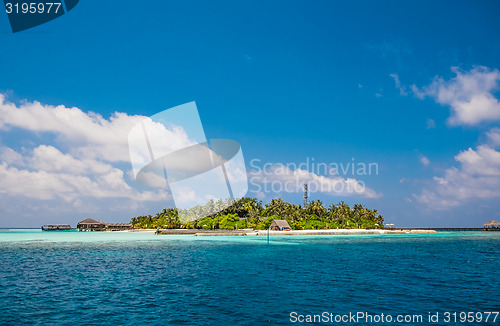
[303,183,309,208]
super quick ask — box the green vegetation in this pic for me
[130,208,180,229]
[130,197,384,230]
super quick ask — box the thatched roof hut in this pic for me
[270,219,291,231]
[77,218,106,231]
[483,220,500,231]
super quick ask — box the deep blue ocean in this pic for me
[0,230,499,325]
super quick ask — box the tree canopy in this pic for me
[130,197,384,230]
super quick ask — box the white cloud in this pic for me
[390,73,408,96]
[249,164,381,199]
[0,146,24,165]
[420,155,430,166]
[426,118,436,129]
[486,127,500,147]
[0,93,195,214]
[0,146,170,203]
[0,94,193,164]
[30,145,114,175]
[455,145,500,176]
[412,66,500,126]
[407,67,500,211]
[169,186,197,205]
[0,94,143,162]
[415,145,500,209]
[410,84,426,99]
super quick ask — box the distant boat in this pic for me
[41,224,72,231]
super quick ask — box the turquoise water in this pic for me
[0,230,499,325]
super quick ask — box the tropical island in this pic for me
[130,197,385,230]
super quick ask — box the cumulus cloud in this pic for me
[0,145,170,203]
[249,164,381,199]
[0,94,141,162]
[0,94,193,211]
[409,66,500,210]
[0,146,24,165]
[30,145,114,175]
[486,127,500,147]
[414,145,500,209]
[0,94,193,163]
[411,66,500,126]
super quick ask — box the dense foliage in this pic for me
[131,197,384,230]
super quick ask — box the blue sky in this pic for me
[1,0,500,227]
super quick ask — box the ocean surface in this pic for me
[0,230,499,325]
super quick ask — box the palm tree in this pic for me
[337,201,351,228]
[306,199,327,221]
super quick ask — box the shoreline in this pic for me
[154,228,437,236]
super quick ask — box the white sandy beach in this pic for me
[152,228,437,236]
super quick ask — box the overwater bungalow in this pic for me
[483,220,500,231]
[77,218,106,231]
[41,224,72,231]
[106,223,133,231]
[76,219,133,231]
[270,219,291,231]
